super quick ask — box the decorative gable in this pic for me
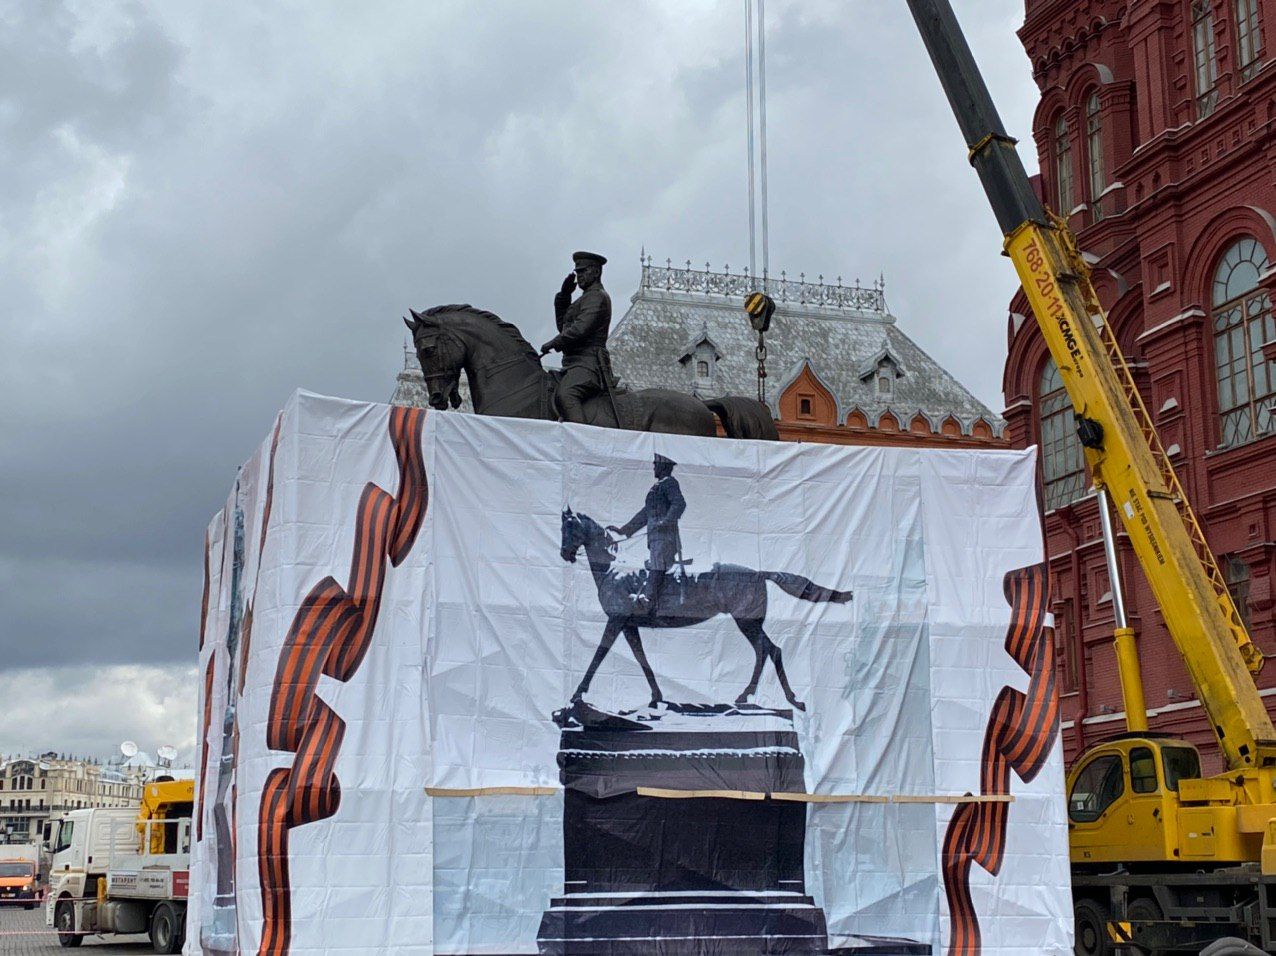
[778,359,838,426]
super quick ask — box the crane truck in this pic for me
[44,778,193,953]
[903,1,1276,952]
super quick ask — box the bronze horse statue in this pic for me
[559,508,853,711]
[404,304,778,439]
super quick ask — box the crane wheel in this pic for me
[1073,898,1113,956]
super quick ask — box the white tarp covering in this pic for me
[189,390,1071,955]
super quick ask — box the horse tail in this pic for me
[704,396,780,441]
[762,571,853,604]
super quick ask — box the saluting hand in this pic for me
[560,273,577,296]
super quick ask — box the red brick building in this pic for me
[1004,0,1276,769]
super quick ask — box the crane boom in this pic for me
[904,0,1276,770]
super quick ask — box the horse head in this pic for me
[560,507,615,566]
[404,307,466,411]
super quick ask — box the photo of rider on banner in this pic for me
[558,452,854,726]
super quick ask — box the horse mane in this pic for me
[424,303,538,360]
[568,510,612,554]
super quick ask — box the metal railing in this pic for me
[640,255,887,313]
[104,817,191,869]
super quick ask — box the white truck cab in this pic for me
[44,804,189,953]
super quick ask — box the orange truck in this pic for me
[0,844,41,909]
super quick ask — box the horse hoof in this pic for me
[649,698,664,709]
[734,695,751,706]
[791,699,807,712]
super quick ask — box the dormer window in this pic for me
[859,341,906,402]
[678,326,724,395]
[693,345,716,385]
[799,397,814,417]
[876,369,893,399]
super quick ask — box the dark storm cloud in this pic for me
[0,0,1038,755]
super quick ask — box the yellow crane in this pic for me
[904,1,1276,952]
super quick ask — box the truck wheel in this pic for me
[55,899,82,948]
[1125,897,1163,955]
[1074,898,1113,956]
[150,903,181,955]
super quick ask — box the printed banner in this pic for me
[189,390,1071,955]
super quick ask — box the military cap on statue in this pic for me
[654,453,675,469]
[572,251,608,266]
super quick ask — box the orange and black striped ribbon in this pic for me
[257,406,427,956]
[232,416,283,877]
[200,529,211,652]
[196,524,216,841]
[941,562,1056,956]
[196,655,217,842]
[197,501,234,843]
[239,417,282,699]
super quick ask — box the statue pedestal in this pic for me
[536,703,828,955]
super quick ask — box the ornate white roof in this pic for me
[608,257,1004,435]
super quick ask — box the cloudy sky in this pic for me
[0,0,1039,760]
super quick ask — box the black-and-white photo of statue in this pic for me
[542,454,936,954]
[558,453,853,718]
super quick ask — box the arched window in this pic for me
[1086,93,1106,219]
[1236,0,1264,82]
[1212,237,1275,446]
[876,367,893,399]
[696,360,709,379]
[1193,0,1219,116]
[1225,556,1253,629]
[1054,114,1075,212]
[1040,359,1087,510]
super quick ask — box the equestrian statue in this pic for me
[403,251,778,440]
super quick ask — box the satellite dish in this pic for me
[157,745,177,764]
[120,740,138,758]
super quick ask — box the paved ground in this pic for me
[0,905,151,954]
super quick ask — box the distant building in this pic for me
[392,346,435,410]
[0,755,145,844]
[611,258,1004,446]
[395,256,1005,449]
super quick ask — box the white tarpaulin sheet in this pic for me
[189,390,1071,956]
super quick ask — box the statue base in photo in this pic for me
[537,702,828,954]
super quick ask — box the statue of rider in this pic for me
[539,251,613,424]
[609,454,686,613]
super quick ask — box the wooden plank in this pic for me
[424,786,558,797]
[636,786,766,801]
